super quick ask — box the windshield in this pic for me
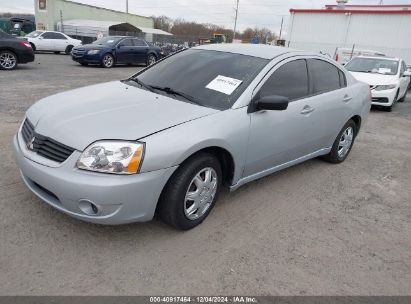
[26,31,43,38]
[92,37,121,46]
[130,49,269,110]
[345,57,399,75]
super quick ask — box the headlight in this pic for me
[374,84,396,91]
[87,49,100,55]
[77,141,145,174]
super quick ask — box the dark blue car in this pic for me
[71,36,163,68]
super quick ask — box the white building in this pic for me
[287,3,411,63]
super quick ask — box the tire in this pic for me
[101,53,114,68]
[65,45,73,55]
[146,54,156,66]
[30,43,36,52]
[80,63,88,66]
[157,153,222,230]
[0,50,18,70]
[322,120,356,164]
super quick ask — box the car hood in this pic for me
[26,81,219,151]
[349,71,398,86]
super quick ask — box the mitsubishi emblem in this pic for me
[27,136,35,150]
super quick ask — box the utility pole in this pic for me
[279,16,284,40]
[126,0,129,13]
[233,0,239,42]
[60,10,64,32]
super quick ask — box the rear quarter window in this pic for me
[309,59,342,94]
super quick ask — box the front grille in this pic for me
[21,119,75,163]
[72,49,85,58]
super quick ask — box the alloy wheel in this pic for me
[337,126,354,159]
[147,55,156,65]
[184,167,218,220]
[103,55,114,68]
[0,52,17,70]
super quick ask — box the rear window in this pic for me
[345,57,399,75]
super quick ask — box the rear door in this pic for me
[116,38,135,63]
[244,58,318,177]
[132,38,149,63]
[50,32,69,51]
[305,58,353,150]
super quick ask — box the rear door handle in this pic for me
[300,105,315,115]
[343,95,352,102]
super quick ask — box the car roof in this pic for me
[193,44,302,59]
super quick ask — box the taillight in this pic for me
[335,53,339,61]
[19,41,32,49]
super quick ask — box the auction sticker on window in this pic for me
[206,75,243,95]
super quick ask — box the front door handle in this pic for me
[343,95,352,102]
[300,105,315,115]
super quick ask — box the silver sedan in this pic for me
[13,44,371,230]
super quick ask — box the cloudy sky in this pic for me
[1,0,410,32]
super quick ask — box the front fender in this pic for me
[139,107,250,185]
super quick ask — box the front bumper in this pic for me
[13,134,177,225]
[71,53,102,65]
[371,88,397,107]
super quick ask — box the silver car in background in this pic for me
[13,44,371,230]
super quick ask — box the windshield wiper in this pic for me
[128,78,154,92]
[149,85,201,105]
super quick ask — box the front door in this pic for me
[244,59,318,177]
[116,38,135,63]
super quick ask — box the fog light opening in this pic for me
[78,199,100,216]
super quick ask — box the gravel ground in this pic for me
[0,54,410,296]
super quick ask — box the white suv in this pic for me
[24,31,82,54]
[346,56,410,111]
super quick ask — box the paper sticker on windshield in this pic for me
[206,75,243,95]
[378,68,391,74]
[107,40,114,43]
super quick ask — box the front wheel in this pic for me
[0,51,18,70]
[101,54,114,68]
[157,153,222,230]
[322,120,356,164]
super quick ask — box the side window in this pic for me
[119,39,134,47]
[259,59,309,101]
[41,32,54,39]
[134,39,147,47]
[309,59,342,94]
[53,33,67,40]
[400,61,406,75]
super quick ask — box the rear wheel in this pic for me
[322,120,356,164]
[146,54,156,66]
[0,51,18,70]
[157,153,222,230]
[65,45,74,55]
[101,54,114,68]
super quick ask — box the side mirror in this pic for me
[403,71,411,77]
[254,95,289,111]
[117,44,122,49]
[38,36,43,39]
